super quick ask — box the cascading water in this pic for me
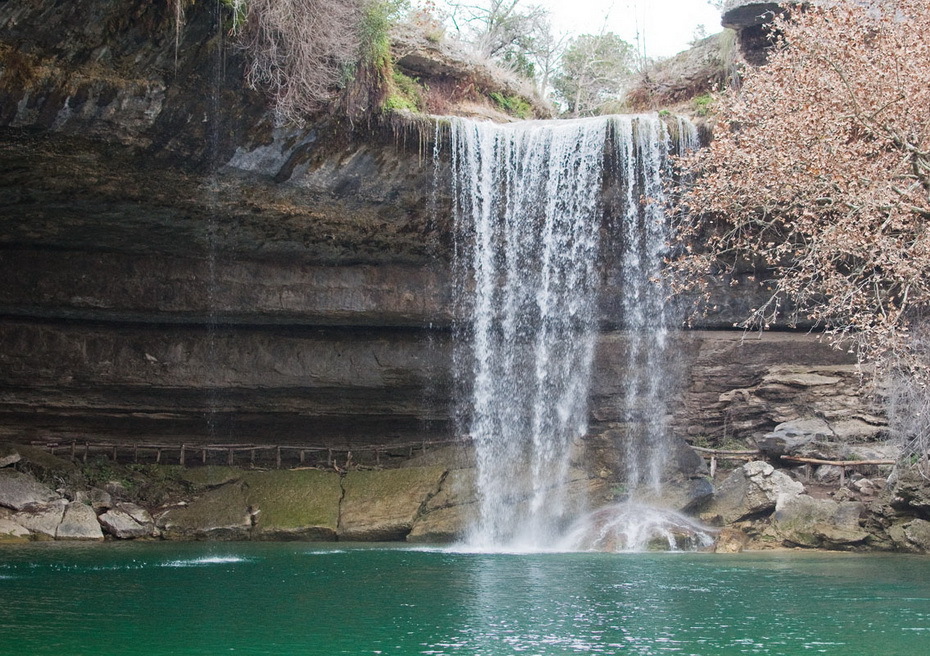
[449,116,607,549]
[447,113,705,551]
[618,116,699,493]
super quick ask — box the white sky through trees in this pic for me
[538,0,723,57]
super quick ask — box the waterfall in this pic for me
[446,114,694,551]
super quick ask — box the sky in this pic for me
[537,0,724,58]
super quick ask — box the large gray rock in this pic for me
[773,495,868,548]
[57,502,104,541]
[699,461,804,524]
[891,470,930,515]
[99,503,155,539]
[902,519,930,553]
[0,517,30,541]
[13,498,68,538]
[99,508,147,539]
[888,518,930,554]
[74,488,113,512]
[0,470,60,511]
[0,446,20,468]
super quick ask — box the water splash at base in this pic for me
[558,503,716,552]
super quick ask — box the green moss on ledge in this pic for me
[245,470,342,540]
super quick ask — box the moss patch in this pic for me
[157,482,251,541]
[383,70,424,113]
[488,92,531,119]
[12,445,80,482]
[181,466,243,489]
[244,470,341,540]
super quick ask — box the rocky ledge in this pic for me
[3,443,929,554]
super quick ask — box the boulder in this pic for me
[56,502,104,541]
[0,470,60,511]
[0,445,20,468]
[99,503,155,539]
[99,507,149,539]
[0,507,30,543]
[245,470,342,541]
[773,495,868,548]
[888,518,930,554]
[813,465,844,484]
[0,517,30,542]
[12,498,67,538]
[339,467,447,541]
[852,478,877,497]
[119,502,155,528]
[714,525,749,553]
[903,518,930,553]
[890,470,930,516]
[156,482,251,541]
[74,488,113,512]
[698,461,804,524]
[757,418,832,457]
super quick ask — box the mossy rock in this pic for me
[156,481,251,541]
[11,445,80,484]
[181,466,243,489]
[339,467,446,541]
[244,470,341,541]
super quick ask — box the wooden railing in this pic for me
[31,438,464,470]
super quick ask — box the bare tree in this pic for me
[672,0,930,468]
[445,0,548,61]
[237,0,364,123]
[527,15,567,98]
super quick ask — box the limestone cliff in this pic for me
[0,0,876,464]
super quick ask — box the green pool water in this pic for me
[1,543,928,655]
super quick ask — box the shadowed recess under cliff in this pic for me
[444,114,699,551]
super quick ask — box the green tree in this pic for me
[552,32,635,116]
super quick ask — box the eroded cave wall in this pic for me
[0,0,876,449]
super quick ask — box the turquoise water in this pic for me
[1,543,928,655]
